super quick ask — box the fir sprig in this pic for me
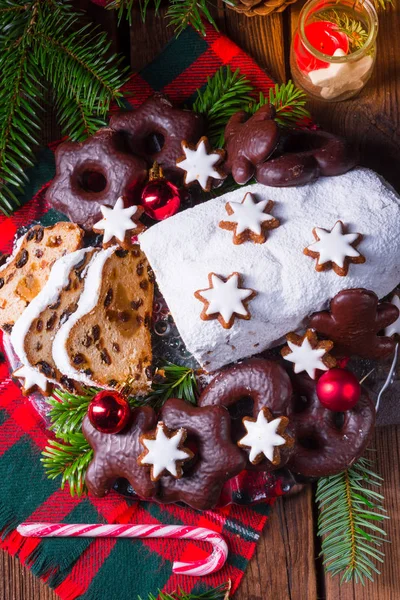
[0,0,128,215]
[248,82,311,127]
[193,67,254,147]
[193,69,311,147]
[46,388,98,437]
[139,581,231,600]
[316,455,388,584]
[137,363,199,410]
[41,433,93,497]
[108,0,218,36]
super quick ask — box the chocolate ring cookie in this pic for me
[198,358,295,471]
[287,373,375,478]
[46,128,147,229]
[110,94,204,179]
[157,398,246,510]
[256,129,358,187]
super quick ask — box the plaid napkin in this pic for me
[0,24,278,600]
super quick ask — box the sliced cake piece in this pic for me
[52,246,154,394]
[0,223,84,332]
[11,248,98,395]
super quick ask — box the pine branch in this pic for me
[316,455,388,584]
[107,0,163,25]
[248,81,311,127]
[166,0,218,37]
[46,388,98,437]
[0,0,128,215]
[133,363,199,410]
[139,581,231,600]
[193,66,254,147]
[41,433,93,497]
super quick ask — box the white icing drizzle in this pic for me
[177,139,222,190]
[0,234,25,273]
[307,221,361,268]
[11,248,95,368]
[385,293,400,337]
[239,410,286,463]
[222,193,274,236]
[308,48,373,100]
[52,246,117,387]
[13,365,48,393]
[139,423,191,479]
[93,197,141,244]
[197,273,254,325]
[284,336,328,379]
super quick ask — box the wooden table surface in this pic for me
[1,1,400,598]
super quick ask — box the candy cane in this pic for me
[17,523,228,577]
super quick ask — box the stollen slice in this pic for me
[0,223,84,332]
[52,246,154,394]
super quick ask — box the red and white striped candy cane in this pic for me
[17,523,228,577]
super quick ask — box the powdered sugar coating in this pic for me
[385,293,400,337]
[140,168,400,372]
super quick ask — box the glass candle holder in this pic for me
[290,0,378,101]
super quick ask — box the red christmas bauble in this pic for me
[88,391,131,434]
[316,368,361,412]
[140,178,181,220]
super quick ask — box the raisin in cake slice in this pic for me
[52,246,154,394]
[0,223,84,332]
[11,248,98,395]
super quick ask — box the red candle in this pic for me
[294,21,349,73]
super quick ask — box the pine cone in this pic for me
[228,0,297,17]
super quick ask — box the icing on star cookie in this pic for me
[13,364,50,395]
[238,407,293,465]
[138,421,193,481]
[93,197,145,248]
[219,193,280,244]
[385,292,400,338]
[304,220,365,276]
[281,329,336,380]
[176,137,225,192]
[194,272,256,329]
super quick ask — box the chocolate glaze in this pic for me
[157,398,246,510]
[256,129,358,187]
[223,105,280,185]
[287,373,375,477]
[46,129,147,229]
[110,93,204,179]
[82,406,157,498]
[309,288,399,360]
[198,358,295,471]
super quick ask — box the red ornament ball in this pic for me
[316,368,361,412]
[88,391,131,434]
[140,177,181,220]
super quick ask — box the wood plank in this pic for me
[223,10,288,82]
[0,549,57,600]
[289,0,400,191]
[323,426,400,600]
[235,486,318,599]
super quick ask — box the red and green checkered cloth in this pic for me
[0,25,278,600]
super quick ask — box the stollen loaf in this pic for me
[140,168,400,371]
